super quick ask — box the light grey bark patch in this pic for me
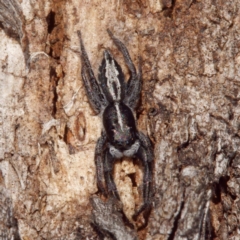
[0,0,29,65]
[91,196,138,240]
[0,0,24,41]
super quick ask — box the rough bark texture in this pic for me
[0,0,240,239]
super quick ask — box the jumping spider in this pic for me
[77,29,153,220]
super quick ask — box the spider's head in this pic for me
[103,102,137,151]
[110,121,136,149]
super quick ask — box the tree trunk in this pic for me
[0,0,240,239]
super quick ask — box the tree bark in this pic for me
[0,0,240,239]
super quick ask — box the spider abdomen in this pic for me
[103,102,137,150]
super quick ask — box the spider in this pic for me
[77,29,154,220]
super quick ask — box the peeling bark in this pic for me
[1,0,240,239]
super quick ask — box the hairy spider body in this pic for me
[103,102,137,150]
[78,30,153,219]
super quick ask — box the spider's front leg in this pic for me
[133,132,154,220]
[94,132,107,196]
[103,148,120,200]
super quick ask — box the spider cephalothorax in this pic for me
[77,29,154,220]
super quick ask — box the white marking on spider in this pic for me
[109,145,123,159]
[109,140,140,159]
[123,140,140,157]
[114,102,124,131]
[105,52,121,101]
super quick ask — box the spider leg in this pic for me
[78,31,107,113]
[107,29,142,109]
[95,132,107,196]
[104,148,120,200]
[133,132,154,220]
[126,58,142,110]
[107,29,137,78]
[81,67,103,113]
[137,131,154,161]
